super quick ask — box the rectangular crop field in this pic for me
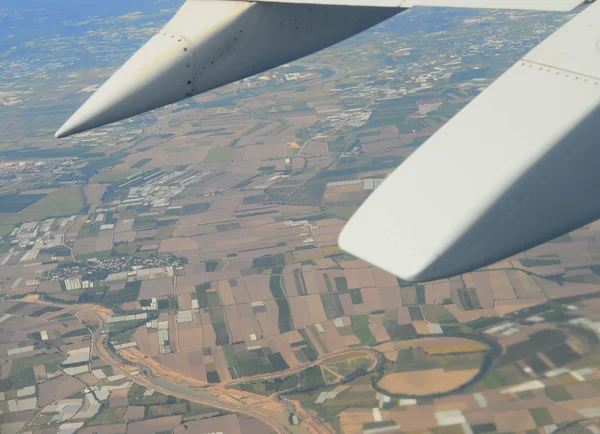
[0,192,47,213]
[205,147,236,162]
[320,293,344,320]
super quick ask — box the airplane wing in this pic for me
[339,0,600,282]
[55,0,585,138]
[54,0,597,282]
[254,0,585,11]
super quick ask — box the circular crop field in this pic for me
[374,336,491,396]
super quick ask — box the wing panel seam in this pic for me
[521,59,600,82]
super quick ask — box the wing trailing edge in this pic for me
[340,0,600,282]
[252,0,586,11]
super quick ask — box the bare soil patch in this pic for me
[378,368,479,396]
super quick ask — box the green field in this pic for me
[234,374,299,396]
[181,202,211,215]
[288,385,377,429]
[45,291,82,303]
[2,187,84,225]
[471,424,497,434]
[206,291,221,307]
[1,366,36,391]
[222,345,286,378]
[334,276,349,292]
[128,385,221,417]
[326,206,358,221]
[296,331,319,363]
[5,302,28,314]
[322,354,371,377]
[269,275,285,299]
[77,286,109,304]
[530,408,554,426]
[421,305,457,324]
[112,327,138,345]
[94,170,136,184]
[185,402,223,417]
[102,281,141,308]
[276,298,294,333]
[9,353,64,375]
[0,192,47,213]
[133,215,157,230]
[195,282,212,308]
[519,259,562,267]
[213,322,230,347]
[88,407,128,425]
[253,254,286,269]
[323,274,334,292]
[61,328,90,339]
[525,355,550,375]
[128,384,169,405]
[545,385,572,401]
[145,403,187,418]
[351,314,376,346]
[30,306,63,317]
[350,288,364,304]
[320,293,344,320]
[0,224,15,236]
[40,246,72,257]
[472,364,529,391]
[393,348,434,372]
[544,343,581,367]
[205,147,236,162]
[205,260,219,272]
[131,157,152,168]
[114,243,139,255]
[390,346,484,375]
[305,365,326,388]
[234,353,371,396]
[52,312,73,320]
[81,156,124,174]
[499,329,567,366]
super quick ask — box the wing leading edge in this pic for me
[55,1,398,138]
[251,0,585,11]
[339,0,600,282]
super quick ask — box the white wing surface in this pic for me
[254,0,585,11]
[339,0,600,282]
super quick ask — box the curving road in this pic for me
[10,296,385,434]
[13,298,290,434]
